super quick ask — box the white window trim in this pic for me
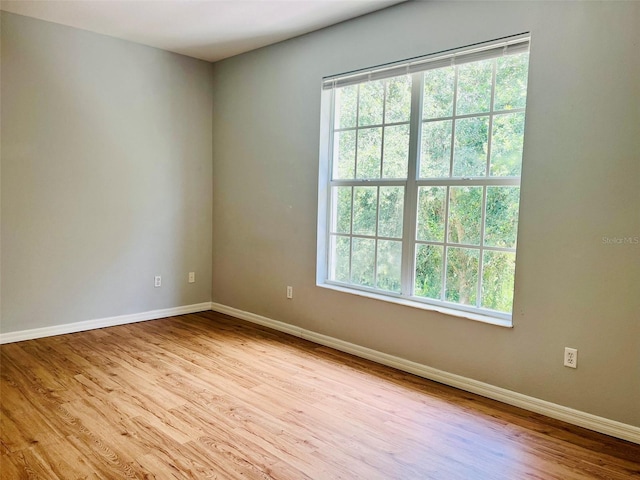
[317,282,513,328]
[317,34,530,327]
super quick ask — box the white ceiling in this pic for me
[0,0,404,62]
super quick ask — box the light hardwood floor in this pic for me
[1,311,639,479]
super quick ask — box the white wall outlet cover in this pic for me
[564,347,578,368]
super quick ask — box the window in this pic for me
[317,35,530,325]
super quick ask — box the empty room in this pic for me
[1,0,639,478]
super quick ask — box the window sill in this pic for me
[317,282,513,328]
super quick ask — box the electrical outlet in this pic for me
[188,272,195,283]
[564,347,577,368]
[286,286,293,299]
[154,275,162,288]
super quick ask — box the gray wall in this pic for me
[211,1,640,426]
[1,12,213,332]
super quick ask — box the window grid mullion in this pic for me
[353,85,361,179]
[420,107,525,125]
[485,60,497,177]
[441,66,459,301]
[373,187,380,288]
[415,238,515,254]
[379,81,388,180]
[373,80,389,289]
[331,179,407,187]
[400,72,423,297]
[348,186,355,283]
[449,65,459,178]
[476,60,497,308]
[335,119,411,133]
[441,186,451,301]
[415,177,520,187]
[349,85,361,285]
[334,232,404,242]
[477,186,488,308]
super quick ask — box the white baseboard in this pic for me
[211,302,640,445]
[0,302,213,345]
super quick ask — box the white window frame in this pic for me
[317,34,530,327]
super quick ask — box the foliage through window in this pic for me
[319,36,530,322]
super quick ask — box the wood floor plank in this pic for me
[134,452,191,480]
[0,406,61,453]
[4,448,63,480]
[1,311,639,479]
[0,453,24,479]
[64,434,143,479]
[21,441,103,480]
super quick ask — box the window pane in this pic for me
[495,53,529,111]
[377,240,402,292]
[481,250,516,312]
[352,238,375,287]
[445,247,479,305]
[423,67,454,119]
[417,186,446,242]
[385,76,412,124]
[448,186,482,245]
[456,60,493,115]
[333,130,356,179]
[490,112,525,177]
[415,244,443,299]
[334,85,358,129]
[382,124,409,178]
[329,235,351,283]
[358,80,384,126]
[378,186,404,238]
[331,186,352,234]
[484,186,520,248]
[420,120,452,178]
[356,127,382,179]
[352,186,378,236]
[453,117,489,177]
